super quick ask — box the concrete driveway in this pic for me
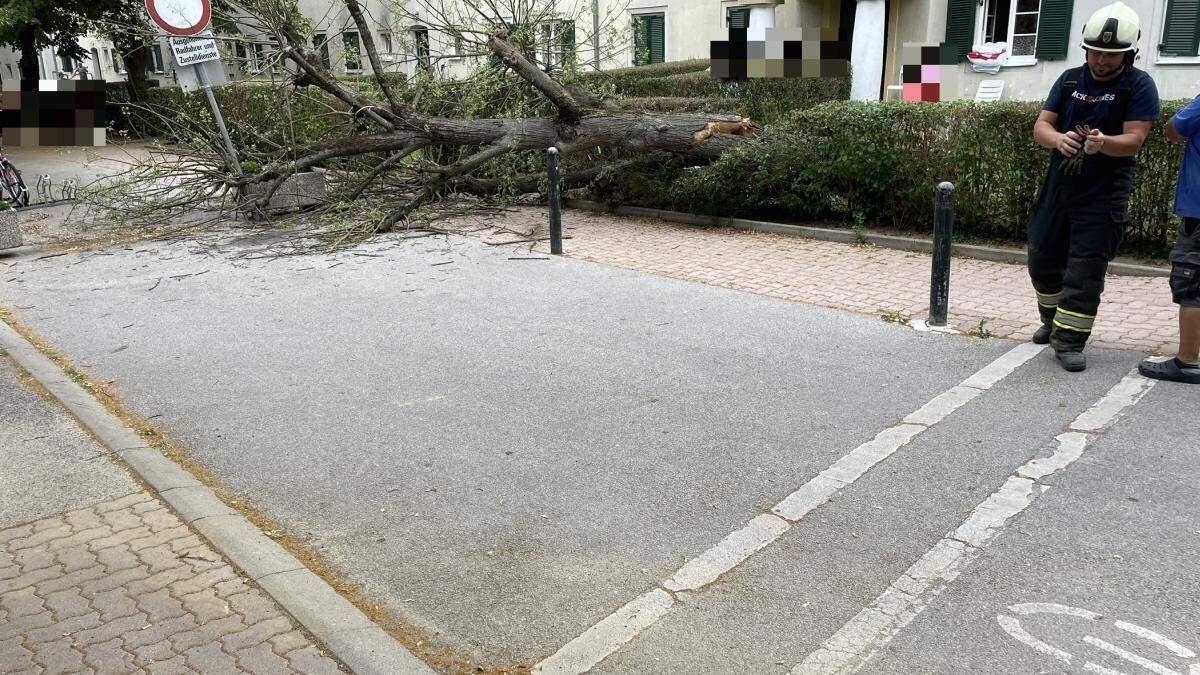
[2,223,1195,674]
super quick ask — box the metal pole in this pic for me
[194,63,241,177]
[592,0,601,71]
[547,147,563,255]
[929,181,954,327]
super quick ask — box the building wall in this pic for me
[891,0,1200,101]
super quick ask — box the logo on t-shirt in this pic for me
[1072,90,1117,103]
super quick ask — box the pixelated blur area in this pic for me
[1,80,107,147]
[711,27,849,80]
[899,44,960,102]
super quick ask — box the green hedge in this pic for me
[588,99,1187,256]
[582,63,850,123]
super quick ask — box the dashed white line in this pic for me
[792,370,1155,675]
[532,342,1045,674]
[535,590,674,675]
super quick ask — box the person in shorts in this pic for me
[1139,94,1200,384]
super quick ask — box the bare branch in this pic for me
[343,0,400,110]
[487,30,585,122]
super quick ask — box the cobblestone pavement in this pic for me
[459,207,1178,354]
[0,491,342,675]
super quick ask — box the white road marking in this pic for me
[388,394,446,408]
[995,614,1073,665]
[1115,621,1198,659]
[999,603,1198,675]
[1084,636,1181,675]
[534,590,674,675]
[533,343,1045,674]
[665,514,790,592]
[1009,602,1102,621]
[793,370,1155,675]
[1084,662,1129,675]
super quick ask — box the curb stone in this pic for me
[0,318,435,675]
[563,199,1170,278]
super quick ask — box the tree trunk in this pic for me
[18,25,39,82]
[112,29,150,101]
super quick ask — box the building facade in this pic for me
[594,0,1200,100]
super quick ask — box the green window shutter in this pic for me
[1035,0,1075,59]
[649,14,665,63]
[633,14,664,65]
[1161,0,1200,56]
[633,16,647,65]
[728,7,750,29]
[942,0,977,62]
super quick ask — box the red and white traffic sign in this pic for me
[145,0,211,37]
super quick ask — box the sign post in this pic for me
[146,0,241,177]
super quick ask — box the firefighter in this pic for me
[1027,1,1160,372]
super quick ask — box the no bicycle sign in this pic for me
[145,0,211,37]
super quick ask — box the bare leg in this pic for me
[1178,307,1200,364]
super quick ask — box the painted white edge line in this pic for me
[533,342,1045,674]
[792,369,1155,675]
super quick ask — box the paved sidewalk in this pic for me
[459,207,1178,354]
[0,356,342,675]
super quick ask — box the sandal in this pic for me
[1138,357,1200,384]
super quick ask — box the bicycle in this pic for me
[0,148,29,208]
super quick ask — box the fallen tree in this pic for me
[93,0,765,245]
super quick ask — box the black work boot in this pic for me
[1055,350,1087,372]
[1050,328,1088,372]
[1032,323,1052,344]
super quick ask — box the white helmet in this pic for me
[1080,2,1141,53]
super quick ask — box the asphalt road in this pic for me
[1,227,1196,674]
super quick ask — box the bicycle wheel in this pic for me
[1,162,28,207]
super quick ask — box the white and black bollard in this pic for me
[547,147,563,255]
[928,182,954,327]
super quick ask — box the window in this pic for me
[253,43,266,73]
[112,50,124,74]
[312,32,331,69]
[412,27,430,72]
[235,41,249,72]
[727,7,750,30]
[540,19,576,71]
[59,53,74,73]
[343,31,361,71]
[148,44,165,73]
[453,33,464,56]
[1160,0,1200,57]
[632,13,664,65]
[978,0,1041,62]
[380,31,393,55]
[726,6,774,41]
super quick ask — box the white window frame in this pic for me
[974,0,1040,66]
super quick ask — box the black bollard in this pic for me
[929,182,954,327]
[547,147,563,255]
